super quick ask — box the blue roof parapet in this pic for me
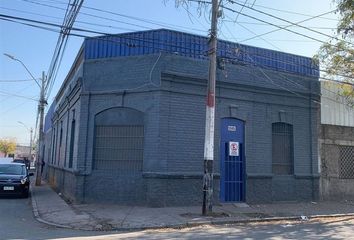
[84,29,319,78]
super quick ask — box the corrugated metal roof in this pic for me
[321,81,354,127]
[84,29,319,77]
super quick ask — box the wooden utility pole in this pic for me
[202,0,219,216]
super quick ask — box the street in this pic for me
[1,196,354,240]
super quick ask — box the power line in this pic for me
[222,20,337,30]
[189,0,341,46]
[227,1,351,46]
[4,13,347,85]
[221,5,332,45]
[22,0,154,30]
[0,6,137,32]
[231,0,338,21]
[0,79,37,82]
[236,10,336,43]
[0,100,30,115]
[2,8,352,88]
[45,0,84,98]
[233,0,248,23]
[22,0,211,34]
[0,14,211,56]
[0,90,38,101]
[3,12,347,83]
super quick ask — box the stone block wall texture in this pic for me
[45,53,320,206]
[320,124,354,200]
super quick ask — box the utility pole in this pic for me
[29,128,33,158]
[35,71,46,186]
[202,0,219,216]
[29,127,33,168]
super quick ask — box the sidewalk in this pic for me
[30,181,354,231]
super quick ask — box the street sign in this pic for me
[228,126,236,132]
[229,141,239,156]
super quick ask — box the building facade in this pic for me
[320,81,354,200]
[43,29,321,206]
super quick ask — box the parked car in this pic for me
[0,163,33,198]
[12,159,30,170]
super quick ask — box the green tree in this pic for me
[315,0,354,107]
[0,138,17,157]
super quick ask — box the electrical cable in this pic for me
[188,0,343,47]
[2,7,352,93]
[4,13,350,84]
[227,1,351,46]
[0,79,37,82]
[233,0,248,23]
[0,90,38,101]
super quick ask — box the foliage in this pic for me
[315,0,354,107]
[0,138,17,157]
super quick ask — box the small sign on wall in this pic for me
[229,141,239,156]
[228,125,236,132]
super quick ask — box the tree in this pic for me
[315,0,354,107]
[0,138,16,157]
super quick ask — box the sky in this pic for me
[0,0,340,145]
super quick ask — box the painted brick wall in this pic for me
[46,53,320,205]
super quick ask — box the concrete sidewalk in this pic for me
[30,181,354,231]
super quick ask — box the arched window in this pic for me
[272,122,294,175]
[93,107,144,172]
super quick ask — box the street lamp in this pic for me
[3,53,41,88]
[4,53,47,186]
[18,121,33,166]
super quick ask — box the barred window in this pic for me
[94,125,144,172]
[93,107,144,172]
[339,146,354,179]
[272,122,294,175]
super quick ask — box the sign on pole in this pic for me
[229,141,239,156]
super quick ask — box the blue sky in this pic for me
[0,0,339,145]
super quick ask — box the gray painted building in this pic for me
[43,29,321,206]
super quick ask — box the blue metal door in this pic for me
[220,118,245,202]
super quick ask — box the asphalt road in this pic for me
[0,195,354,240]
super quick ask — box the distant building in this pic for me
[43,29,320,206]
[14,145,31,159]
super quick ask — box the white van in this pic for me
[0,157,14,164]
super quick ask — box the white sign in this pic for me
[229,142,239,156]
[228,126,236,132]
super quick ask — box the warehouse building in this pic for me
[43,29,320,206]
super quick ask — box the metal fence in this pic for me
[93,125,144,172]
[339,145,354,179]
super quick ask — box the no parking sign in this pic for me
[229,142,239,156]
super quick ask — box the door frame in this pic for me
[220,117,246,202]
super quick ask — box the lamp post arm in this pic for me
[17,60,41,88]
[3,53,41,88]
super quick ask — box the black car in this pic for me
[13,159,30,170]
[0,163,33,198]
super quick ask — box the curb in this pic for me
[30,186,354,232]
[30,188,74,230]
[106,213,354,232]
